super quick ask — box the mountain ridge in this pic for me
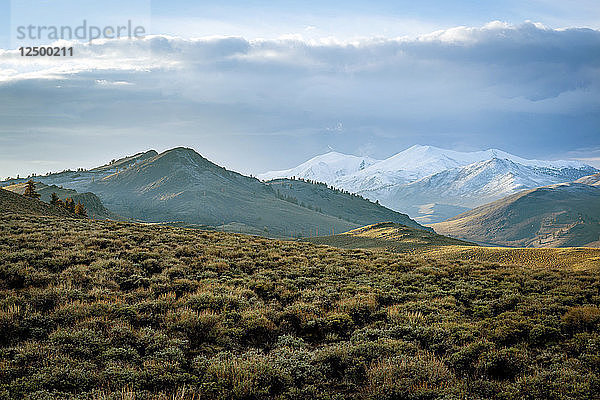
[0,147,428,237]
[431,180,600,248]
[259,145,598,223]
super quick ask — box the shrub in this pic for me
[562,306,600,333]
[201,352,291,400]
[363,352,457,400]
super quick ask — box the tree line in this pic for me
[23,180,87,216]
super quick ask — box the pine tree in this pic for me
[64,197,75,213]
[50,192,60,205]
[23,180,40,199]
[74,202,87,217]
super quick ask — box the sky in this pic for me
[0,0,599,178]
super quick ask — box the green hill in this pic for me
[305,221,474,252]
[266,178,430,231]
[3,182,116,219]
[431,182,600,248]
[0,187,74,217]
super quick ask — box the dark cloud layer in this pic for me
[1,22,599,176]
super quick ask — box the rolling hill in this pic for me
[265,178,430,231]
[3,182,115,219]
[305,221,473,252]
[304,221,600,270]
[431,182,600,248]
[0,187,75,217]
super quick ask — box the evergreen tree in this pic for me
[50,192,60,205]
[64,197,75,213]
[23,180,40,199]
[74,202,87,217]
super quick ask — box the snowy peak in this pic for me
[260,144,595,189]
[258,151,379,183]
[391,156,599,210]
[371,145,589,175]
[258,144,598,222]
[360,145,464,178]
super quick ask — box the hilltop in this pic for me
[306,222,472,252]
[432,182,600,248]
[0,147,428,237]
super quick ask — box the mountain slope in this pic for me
[431,182,600,248]
[3,182,115,219]
[261,145,598,223]
[0,187,74,217]
[265,178,431,231]
[305,221,475,253]
[86,147,427,236]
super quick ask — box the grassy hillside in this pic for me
[266,179,430,231]
[3,182,116,219]
[0,188,74,218]
[306,222,474,252]
[303,222,600,270]
[1,212,599,399]
[431,183,600,248]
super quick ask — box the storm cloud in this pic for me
[1,21,599,177]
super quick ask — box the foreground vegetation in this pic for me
[307,223,600,271]
[1,213,599,399]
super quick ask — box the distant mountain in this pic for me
[3,182,115,219]
[258,151,379,184]
[575,173,600,186]
[383,157,596,211]
[0,147,428,236]
[260,145,598,223]
[431,181,600,248]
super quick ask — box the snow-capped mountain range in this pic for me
[258,145,598,223]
